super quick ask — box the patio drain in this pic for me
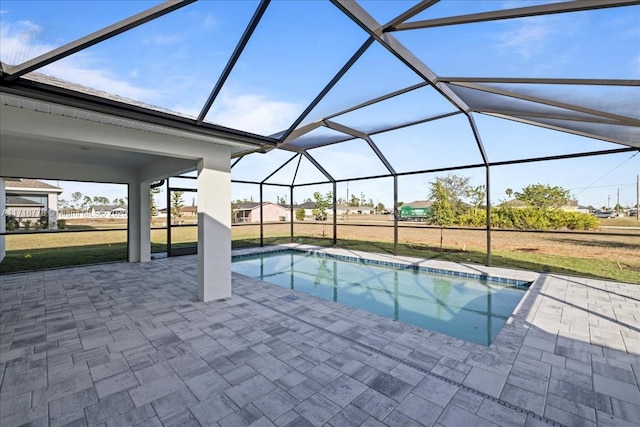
[242,291,565,427]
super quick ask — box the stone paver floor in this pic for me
[1,246,639,426]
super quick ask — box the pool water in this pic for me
[232,250,527,346]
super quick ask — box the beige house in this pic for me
[234,202,289,223]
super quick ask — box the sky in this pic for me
[2,0,639,210]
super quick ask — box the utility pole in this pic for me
[607,195,610,209]
[636,175,640,221]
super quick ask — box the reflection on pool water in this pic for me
[232,250,528,346]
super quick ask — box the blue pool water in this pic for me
[232,250,528,346]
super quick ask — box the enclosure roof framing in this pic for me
[0,0,637,185]
[388,0,639,31]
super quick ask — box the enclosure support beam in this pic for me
[290,185,294,243]
[333,181,338,247]
[260,184,264,247]
[198,0,271,123]
[4,0,197,80]
[393,175,399,256]
[128,179,151,263]
[485,166,492,267]
[390,0,638,31]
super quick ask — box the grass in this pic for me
[1,223,638,283]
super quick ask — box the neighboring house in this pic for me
[495,199,528,208]
[59,204,128,218]
[292,202,370,218]
[4,178,62,229]
[5,196,45,225]
[158,205,197,218]
[90,204,128,217]
[560,200,591,214]
[234,202,289,223]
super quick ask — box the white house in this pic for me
[4,178,62,229]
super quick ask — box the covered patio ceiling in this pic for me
[1,0,639,185]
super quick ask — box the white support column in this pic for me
[0,178,6,262]
[128,180,151,263]
[197,152,232,302]
[47,192,58,230]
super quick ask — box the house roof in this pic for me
[92,204,128,210]
[5,178,63,192]
[6,196,44,206]
[235,202,286,211]
[496,199,528,208]
[236,202,261,210]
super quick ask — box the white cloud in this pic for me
[206,93,300,136]
[0,20,49,64]
[144,34,182,45]
[44,60,159,102]
[1,18,159,103]
[497,18,553,59]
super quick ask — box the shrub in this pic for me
[6,215,19,231]
[39,212,49,229]
[57,219,68,229]
[23,220,32,230]
[295,208,306,221]
[564,212,600,230]
[456,209,485,227]
[460,207,600,231]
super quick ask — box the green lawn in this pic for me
[1,229,638,283]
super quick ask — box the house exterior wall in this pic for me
[249,203,289,222]
[0,178,5,262]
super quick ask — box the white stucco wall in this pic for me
[1,99,253,301]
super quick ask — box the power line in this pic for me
[571,182,635,191]
[574,152,639,197]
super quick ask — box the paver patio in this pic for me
[1,246,638,426]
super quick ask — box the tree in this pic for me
[312,191,332,221]
[150,186,161,217]
[58,198,68,209]
[430,181,454,226]
[231,201,238,223]
[428,174,473,217]
[82,195,92,209]
[93,196,110,205]
[71,191,83,209]
[276,195,288,206]
[171,191,184,223]
[466,185,486,211]
[349,194,360,207]
[376,202,386,214]
[312,191,333,238]
[515,184,570,210]
[360,192,367,207]
[295,208,306,221]
[505,188,513,199]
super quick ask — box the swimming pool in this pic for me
[232,250,529,346]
